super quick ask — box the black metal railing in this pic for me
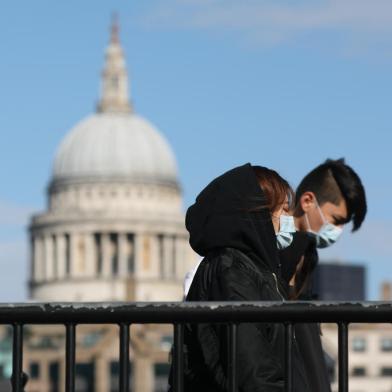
[2,301,392,392]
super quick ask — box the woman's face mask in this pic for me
[305,199,343,248]
[276,215,296,250]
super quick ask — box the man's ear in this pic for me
[299,191,316,213]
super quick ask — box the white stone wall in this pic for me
[48,182,182,216]
[29,201,199,302]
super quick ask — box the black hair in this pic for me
[296,158,367,231]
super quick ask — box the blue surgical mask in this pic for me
[276,215,296,250]
[305,200,343,248]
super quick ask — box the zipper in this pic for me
[272,272,296,340]
[272,273,284,300]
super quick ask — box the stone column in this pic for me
[59,356,66,392]
[57,234,66,280]
[139,234,159,278]
[33,236,42,281]
[133,355,154,392]
[150,235,160,278]
[161,236,168,279]
[85,233,96,277]
[40,358,50,392]
[95,355,108,392]
[38,236,46,281]
[44,235,54,281]
[69,233,77,277]
[171,235,177,277]
[142,235,151,274]
[52,235,58,279]
[163,235,175,278]
[76,234,84,276]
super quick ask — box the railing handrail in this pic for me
[1,301,392,324]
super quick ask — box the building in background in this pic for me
[313,261,366,301]
[29,17,196,304]
[0,17,198,392]
[322,282,392,392]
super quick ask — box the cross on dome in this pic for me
[110,13,120,44]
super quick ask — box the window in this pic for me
[110,361,119,392]
[82,331,103,348]
[126,234,135,274]
[352,337,366,352]
[65,234,71,276]
[154,363,171,392]
[160,335,173,351]
[352,367,366,377]
[110,361,132,392]
[110,233,118,275]
[49,362,60,392]
[381,367,392,376]
[94,233,102,275]
[30,362,40,379]
[381,337,392,352]
[75,363,94,392]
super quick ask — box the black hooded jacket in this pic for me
[169,164,311,392]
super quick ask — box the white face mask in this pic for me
[276,215,296,250]
[305,200,343,248]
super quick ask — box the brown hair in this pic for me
[252,166,294,213]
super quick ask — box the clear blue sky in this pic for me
[1,0,392,301]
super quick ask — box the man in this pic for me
[279,158,367,392]
[281,157,367,296]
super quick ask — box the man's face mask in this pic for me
[276,215,296,250]
[305,199,343,248]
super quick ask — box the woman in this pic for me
[169,163,311,392]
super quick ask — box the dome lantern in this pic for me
[97,14,132,114]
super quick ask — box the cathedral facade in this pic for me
[22,18,198,392]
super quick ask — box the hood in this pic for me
[185,163,280,273]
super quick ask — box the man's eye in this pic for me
[333,216,345,225]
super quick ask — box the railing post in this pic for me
[284,323,293,392]
[119,323,130,392]
[65,323,76,392]
[12,323,23,392]
[338,322,349,392]
[173,324,184,392]
[228,323,238,392]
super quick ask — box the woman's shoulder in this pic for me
[205,247,263,278]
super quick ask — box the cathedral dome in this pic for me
[49,17,179,189]
[52,112,179,187]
